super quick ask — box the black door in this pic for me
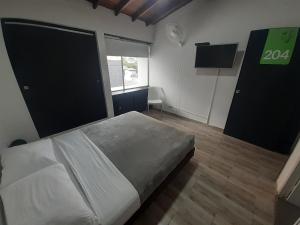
[224,29,300,154]
[2,19,107,137]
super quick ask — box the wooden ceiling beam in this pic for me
[114,0,131,16]
[145,0,192,26]
[131,0,159,22]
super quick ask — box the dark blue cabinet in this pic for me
[112,88,148,116]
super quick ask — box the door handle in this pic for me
[23,85,30,90]
[235,89,240,94]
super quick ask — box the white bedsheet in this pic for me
[53,130,140,225]
[0,163,98,225]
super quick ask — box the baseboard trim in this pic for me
[162,106,208,124]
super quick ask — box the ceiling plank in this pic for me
[114,0,132,16]
[131,0,159,22]
[146,0,192,26]
[93,0,99,9]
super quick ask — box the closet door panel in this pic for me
[2,19,107,137]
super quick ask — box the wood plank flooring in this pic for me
[132,110,288,225]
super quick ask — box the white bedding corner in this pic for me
[0,163,98,225]
[53,130,141,225]
[0,138,57,188]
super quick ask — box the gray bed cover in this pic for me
[0,197,5,225]
[0,112,194,224]
[82,111,194,203]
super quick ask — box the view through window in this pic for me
[107,56,149,91]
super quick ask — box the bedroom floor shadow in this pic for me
[131,160,198,225]
[131,110,288,225]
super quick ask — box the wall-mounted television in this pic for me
[195,43,238,68]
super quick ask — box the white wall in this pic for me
[0,0,154,149]
[150,0,300,128]
[277,138,300,194]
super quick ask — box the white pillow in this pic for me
[0,139,57,187]
[0,163,98,225]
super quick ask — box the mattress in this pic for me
[0,111,194,225]
[82,111,194,203]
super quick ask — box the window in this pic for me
[107,56,123,91]
[107,56,149,91]
[105,35,150,91]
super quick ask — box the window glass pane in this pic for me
[123,57,148,89]
[107,56,123,91]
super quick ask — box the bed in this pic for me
[0,111,195,225]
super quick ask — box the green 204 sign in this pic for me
[260,28,299,65]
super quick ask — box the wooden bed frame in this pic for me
[125,148,195,224]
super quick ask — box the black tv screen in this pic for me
[195,44,238,68]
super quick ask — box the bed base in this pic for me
[125,148,195,224]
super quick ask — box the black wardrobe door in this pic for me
[2,19,107,137]
[224,29,300,154]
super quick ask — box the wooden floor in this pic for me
[132,110,288,225]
